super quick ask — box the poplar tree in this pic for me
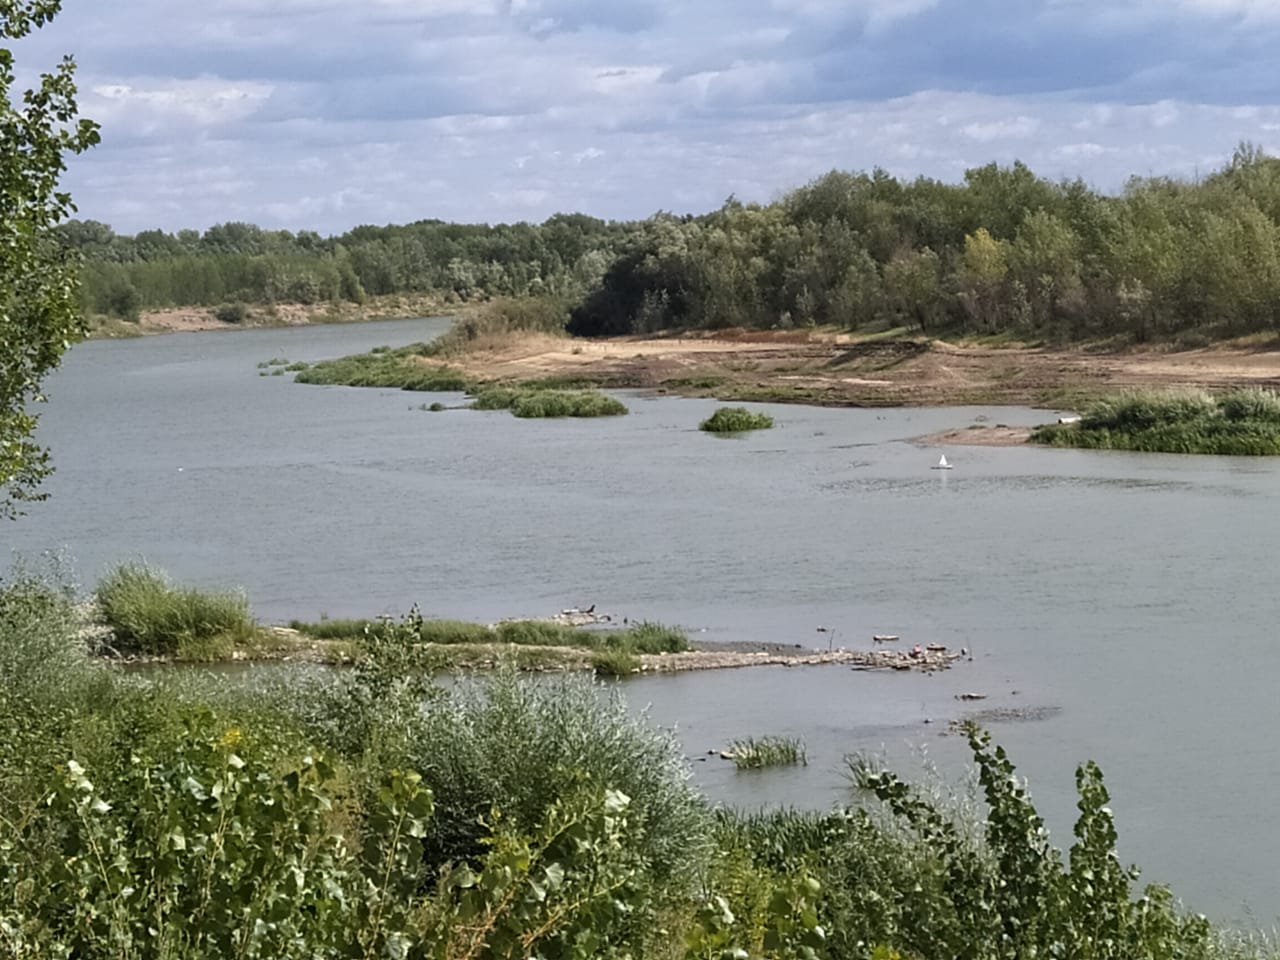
[0,0,98,517]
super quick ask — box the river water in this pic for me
[8,319,1280,923]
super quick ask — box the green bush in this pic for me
[400,670,712,895]
[96,561,257,656]
[700,406,775,433]
[213,301,249,324]
[471,386,522,410]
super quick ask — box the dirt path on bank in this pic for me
[438,330,1280,408]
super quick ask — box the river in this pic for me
[8,318,1280,924]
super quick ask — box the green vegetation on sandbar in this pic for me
[728,735,808,769]
[472,385,627,417]
[288,613,687,655]
[0,562,1271,958]
[700,405,775,433]
[1032,387,1280,454]
[292,320,628,416]
[294,345,473,391]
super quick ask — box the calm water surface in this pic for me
[9,319,1280,923]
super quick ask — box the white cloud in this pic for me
[85,78,272,130]
[14,0,1280,233]
[960,117,1041,142]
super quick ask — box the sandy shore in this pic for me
[89,296,459,338]
[437,329,1280,408]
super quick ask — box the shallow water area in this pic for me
[11,318,1280,924]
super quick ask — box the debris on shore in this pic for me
[640,645,961,674]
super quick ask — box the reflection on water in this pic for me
[11,319,1280,923]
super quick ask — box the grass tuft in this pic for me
[728,735,807,769]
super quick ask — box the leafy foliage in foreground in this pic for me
[1033,387,1280,454]
[700,406,775,433]
[0,564,1270,960]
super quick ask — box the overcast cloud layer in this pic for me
[12,0,1280,234]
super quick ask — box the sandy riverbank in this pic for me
[87,295,462,338]
[434,329,1280,408]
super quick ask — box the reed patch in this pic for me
[1032,387,1280,454]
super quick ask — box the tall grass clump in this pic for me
[700,406,775,433]
[728,735,807,769]
[96,561,257,656]
[1033,387,1280,455]
[426,296,570,358]
[1220,386,1280,423]
[612,620,689,653]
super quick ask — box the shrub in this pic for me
[96,561,257,656]
[214,301,249,324]
[400,670,712,894]
[700,406,775,433]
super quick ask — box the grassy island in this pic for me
[700,406,775,433]
[1032,388,1280,455]
[292,337,629,418]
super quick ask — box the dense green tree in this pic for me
[0,0,98,517]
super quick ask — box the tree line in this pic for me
[67,213,628,319]
[66,143,1280,345]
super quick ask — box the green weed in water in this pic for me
[728,735,807,769]
[700,406,775,433]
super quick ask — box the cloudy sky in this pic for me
[12,0,1280,235]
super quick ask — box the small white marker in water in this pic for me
[177,467,184,472]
